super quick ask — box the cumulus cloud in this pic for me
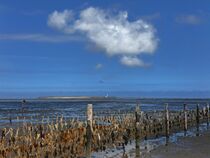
[48,10,75,33]
[48,7,158,67]
[120,56,146,67]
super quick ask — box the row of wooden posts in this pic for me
[0,102,209,157]
[85,103,210,158]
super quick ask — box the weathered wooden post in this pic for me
[207,103,209,128]
[135,104,141,158]
[165,103,169,145]
[86,104,93,158]
[184,104,188,136]
[202,107,206,123]
[196,104,200,136]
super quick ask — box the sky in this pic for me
[0,0,210,98]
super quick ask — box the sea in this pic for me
[0,98,209,127]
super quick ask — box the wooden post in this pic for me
[207,104,209,128]
[86,104,93,158]
[165,103,169,145]
[196,104,200,136]
[203,107,206,122]
[144,114,149,141]
[184,104,188,136]
[135,104,141,158]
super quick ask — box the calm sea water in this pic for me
[0,98,209,126]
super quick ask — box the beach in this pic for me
[146,129,210,158]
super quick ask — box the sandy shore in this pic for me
[145,129,210,158]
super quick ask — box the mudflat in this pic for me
[146,130,210,158]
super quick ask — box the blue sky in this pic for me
[0,0,210,98]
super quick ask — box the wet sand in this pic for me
[146,130,210,158]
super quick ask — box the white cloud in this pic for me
[48,10,75,33]
[48,7,158,67]
[120,56,146,67]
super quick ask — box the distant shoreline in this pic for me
[38,96,112,99]
[0,97,210,104]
